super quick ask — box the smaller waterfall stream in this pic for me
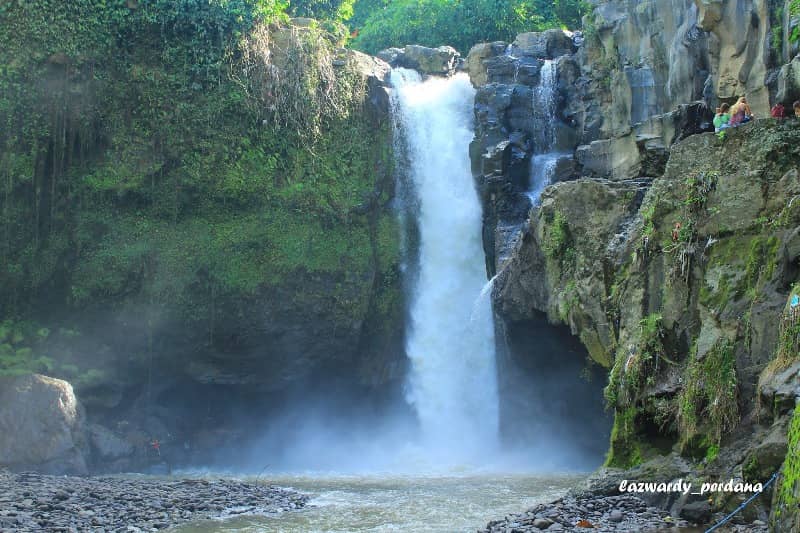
[527,60,562,205]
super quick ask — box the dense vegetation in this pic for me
[0,0,400,380]
[349,0,586,54]
[0,0,585,380]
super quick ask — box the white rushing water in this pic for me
[532,60,557,153]
[526,152,568,205]
[389,69,500,462]
[528,60,560,204]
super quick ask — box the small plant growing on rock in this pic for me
[773,403,800,522]
[683,171,718,214]
[543,210,576,270]
[758,284,800,402]
[677,338,739,449]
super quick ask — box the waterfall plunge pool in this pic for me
[173,471,584,532]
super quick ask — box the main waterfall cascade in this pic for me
[237,65,609,475]
[389,68,501,461]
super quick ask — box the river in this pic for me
[174,472,584,532]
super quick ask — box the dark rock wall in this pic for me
[468,0,800,525]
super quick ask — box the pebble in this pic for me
[479,492,772,532]
[0,470,307,532]
[481,493,686,532]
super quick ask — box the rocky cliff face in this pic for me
[469,0,797,197]
[468,0,800,526]
[0,11,405,472]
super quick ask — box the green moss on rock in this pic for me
[772,403,800,529]
[0,2,403,389]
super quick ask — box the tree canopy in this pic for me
[348,0,586,55]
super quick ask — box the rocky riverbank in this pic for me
[479,492,768,532]
[0,470,307,532]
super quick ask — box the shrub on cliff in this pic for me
[349,0,586,54]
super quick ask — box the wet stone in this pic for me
[0,470,308,531]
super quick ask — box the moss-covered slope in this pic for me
[0,2,403,398]
[495,120,800,518]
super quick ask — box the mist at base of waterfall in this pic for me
[193,379,606,476]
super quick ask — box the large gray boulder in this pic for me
[377,45,461,76]
[0,374,89,474]
[403,45,460,76]
[776,55,800,105]
[466,41,507,86]
[510,29,575,59]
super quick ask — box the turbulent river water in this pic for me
[174,472,583,532]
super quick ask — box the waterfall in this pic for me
[528,60,565,205]
[389,68,500,461]
[532,59,557,152]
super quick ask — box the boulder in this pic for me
[376,47,404,67]
[776,56,800,105]
[677,499,712,523]
[575,135,641,180]
[759,361,800,417]
[743,421,790,482]
[510,29,575,59]
[402,45,460,76]
[377,45,461,76]
[466,41,507,86]
[0,374,88,474]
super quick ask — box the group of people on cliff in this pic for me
[713,97,800,133]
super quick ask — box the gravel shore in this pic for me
[0,470,307,532]
[478,493,769,532]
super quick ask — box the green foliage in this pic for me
[678,339,738,448]
[290,0,355,21]
[0,0,402,360]
[699,271,733,312]
[773,403,800,522]
[543,210,576,270]
[744,236,781,296]
[770,3,784,58]
[0,319,103,384]
[705,442,720,463]
[641,203,656,239]
[604,313,667,410]
[791,0,800,44]
[605,406,643,468]
[762,285,800,380]
[235,24,367,138]
[350,0,586,54]
[558,281,580,322]
[683,171,718,214]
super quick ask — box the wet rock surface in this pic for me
[0,470,307,532]
[478,493,768,532]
